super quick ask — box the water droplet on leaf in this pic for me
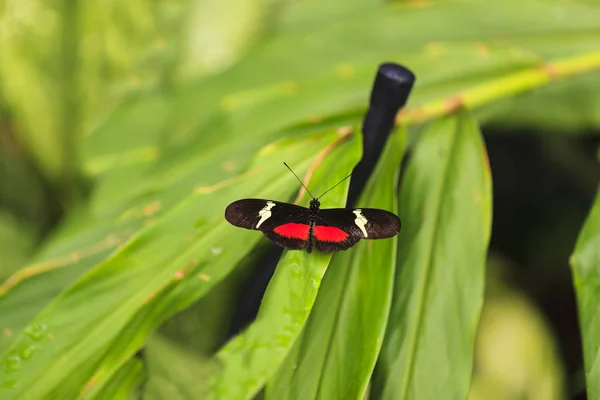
[20,344,37,360]
[24,322,47,341]
[5,354,22,373]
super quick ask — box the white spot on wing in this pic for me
[256,201,276,228]
[353,209,368,237]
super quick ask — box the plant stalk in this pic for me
[398,50,600,125]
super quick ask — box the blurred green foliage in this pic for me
[1,0,599,399]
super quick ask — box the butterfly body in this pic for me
[225,198,401,253]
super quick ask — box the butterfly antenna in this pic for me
[316,172,353,200]
[283,162,315,199]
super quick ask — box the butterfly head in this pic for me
[309,199,320,212]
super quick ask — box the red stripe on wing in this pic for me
[274,223,310,240]
[313,225,349,242]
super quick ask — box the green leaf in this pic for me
[0,213,144,354]
[375,109,492,399]
[0,129,355,399]
[266,129,405,399]
[81,97,168,176]
[570,187,600,400]
[204,129,362,399]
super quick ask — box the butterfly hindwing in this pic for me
[312,224,359,252]
[225,199,310,249]
[313,208,401,252]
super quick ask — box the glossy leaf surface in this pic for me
[375,109,492,399]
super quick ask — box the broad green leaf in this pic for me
[81,97,169,177]
[204,128,362,399]
[266,129,405,399]
[0,215,144,354]
[0,129,356,399]
[570,187,600,400]
[375,109,492,399]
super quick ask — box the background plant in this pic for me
[1,0,599,399]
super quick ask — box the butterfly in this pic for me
[224,163,401,253]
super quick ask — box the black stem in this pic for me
[346,63,415,207]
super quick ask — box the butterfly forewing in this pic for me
[313,208,401,252]
[225,199,311,249]
[225,199,308,230]
[355,208,401,238]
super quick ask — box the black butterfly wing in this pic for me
[314,208,401,252]
[225,198,310,250]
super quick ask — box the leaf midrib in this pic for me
[398,116,460,399]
